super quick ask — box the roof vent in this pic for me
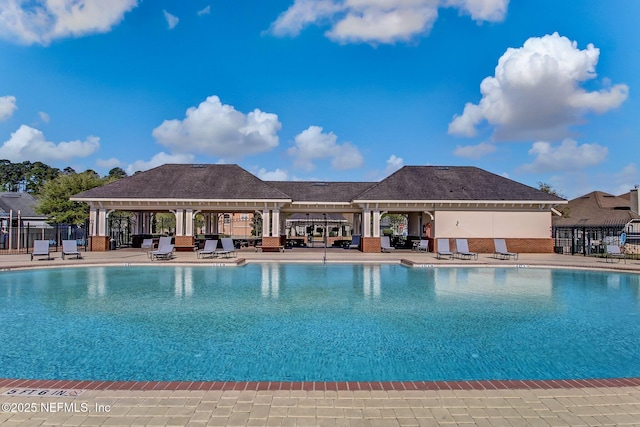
[191,164,206,168]
[312,182,328,186]
[436,167,449,170]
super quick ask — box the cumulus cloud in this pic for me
[519,139,607,174]
[126,152,195,175]
[0,125,99,162]
[0,0,138,45]
[197,6,211,16]
[453,142,496,158]
[383,154,404,177]
[96,157,120,169]
[163,10,178,29]
[0,95,17,121]
[288,126,363,171]
[449,32,629,141]
[270,0,508,44]
[256,167,289,181]
[152,96,281,160]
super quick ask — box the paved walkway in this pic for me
[1,248,639,426]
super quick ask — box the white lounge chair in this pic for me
[605,245,626,263]
[415,240,429,252]
[197,239,218,259]
[61,240,82,260]
[215,238,237,258]
[493,239,518,260]
[436,239,453,259]
[31,240,52,261]
[147,236,172,258]
[380,236,395,252]
[455,239,478,260]
[150,244,174,261]
[140,238,154,252]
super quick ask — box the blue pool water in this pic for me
[1,264,639,382]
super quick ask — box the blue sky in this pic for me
[0,0,637,199]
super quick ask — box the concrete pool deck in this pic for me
[1,248,639,426]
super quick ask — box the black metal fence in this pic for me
[0,223,87,255]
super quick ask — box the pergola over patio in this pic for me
[71,164,566,253]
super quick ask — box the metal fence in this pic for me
[0,223,87,255]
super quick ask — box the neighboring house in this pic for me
[552,190,640,255]
[71,164,566,252]
[0,192,49,228]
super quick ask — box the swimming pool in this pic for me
[1,264,639,382]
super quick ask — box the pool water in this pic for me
[1,264,639,382]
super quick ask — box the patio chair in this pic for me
[348,235,361,250]
[147,236,172,258]
[380,236,395,252]
[416,240,429,252]
[197,239,218,259]
[436,239,453,259]
[150,244,174,261]
[455,239,478,260]
[140,238,154,252]
[605,245,626,263]
[61,240,82,260]
[493,239,518,260]
[31,240,52,261]
[215,238,237,258]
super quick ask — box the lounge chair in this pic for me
[493,238,518,260]
[147,236,171,258]
[605,245,626,263]
[197,239,218,259]
[61,240,82,260]
[436,239,453,259]
[215,238,237,258]
[380,236,395,252]
[31,240,52,261]
[348,235,361,250]
[415,240,429,252]
[455,239,478,260]
[150,244,174,261]
[140,238,154,251]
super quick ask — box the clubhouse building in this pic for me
[71,164,566,253]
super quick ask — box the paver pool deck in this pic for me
[1,248,639,426]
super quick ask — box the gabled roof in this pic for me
[266,181,375,203]
[354,166,564,202]
[553,191,640,227]
[0,192,45,218]
[73,164,291,200]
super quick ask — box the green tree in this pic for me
[107,167,128,181]
[538,182,565,198]
[36,171,106,224]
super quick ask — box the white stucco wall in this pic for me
[434,210,551,238]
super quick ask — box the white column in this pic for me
[212,213,219,234]
[363,210,371,237]
[89,209,98,236]
[185,209,194,236]
[98,209,107,236]
[372,210,381,238]
[271,209,280,237]
[175,209,184,236]
[262,209,270,237]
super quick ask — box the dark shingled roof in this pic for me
[0,192,44,218]
[553,191,640,227]
[355,166,565,202]
[266,181,375,203]
[74,164,291,200]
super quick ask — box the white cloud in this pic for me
[288,125,364,171]
[256,167,289,181]
[519,139,607,173]
[163,10,178,29]
[0,0,138,45]
[0,124,99,162]
[38,111,50,123]
[197,6,211,16]
[453,142,496,158]
[126,152,195,175]
[96,157,120,169]
[0,95,17,121]
[383,154,404,177]
[270,0,508,44]
[152,96,281,160]
[609,163,639,196]
[449,33,629,141]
